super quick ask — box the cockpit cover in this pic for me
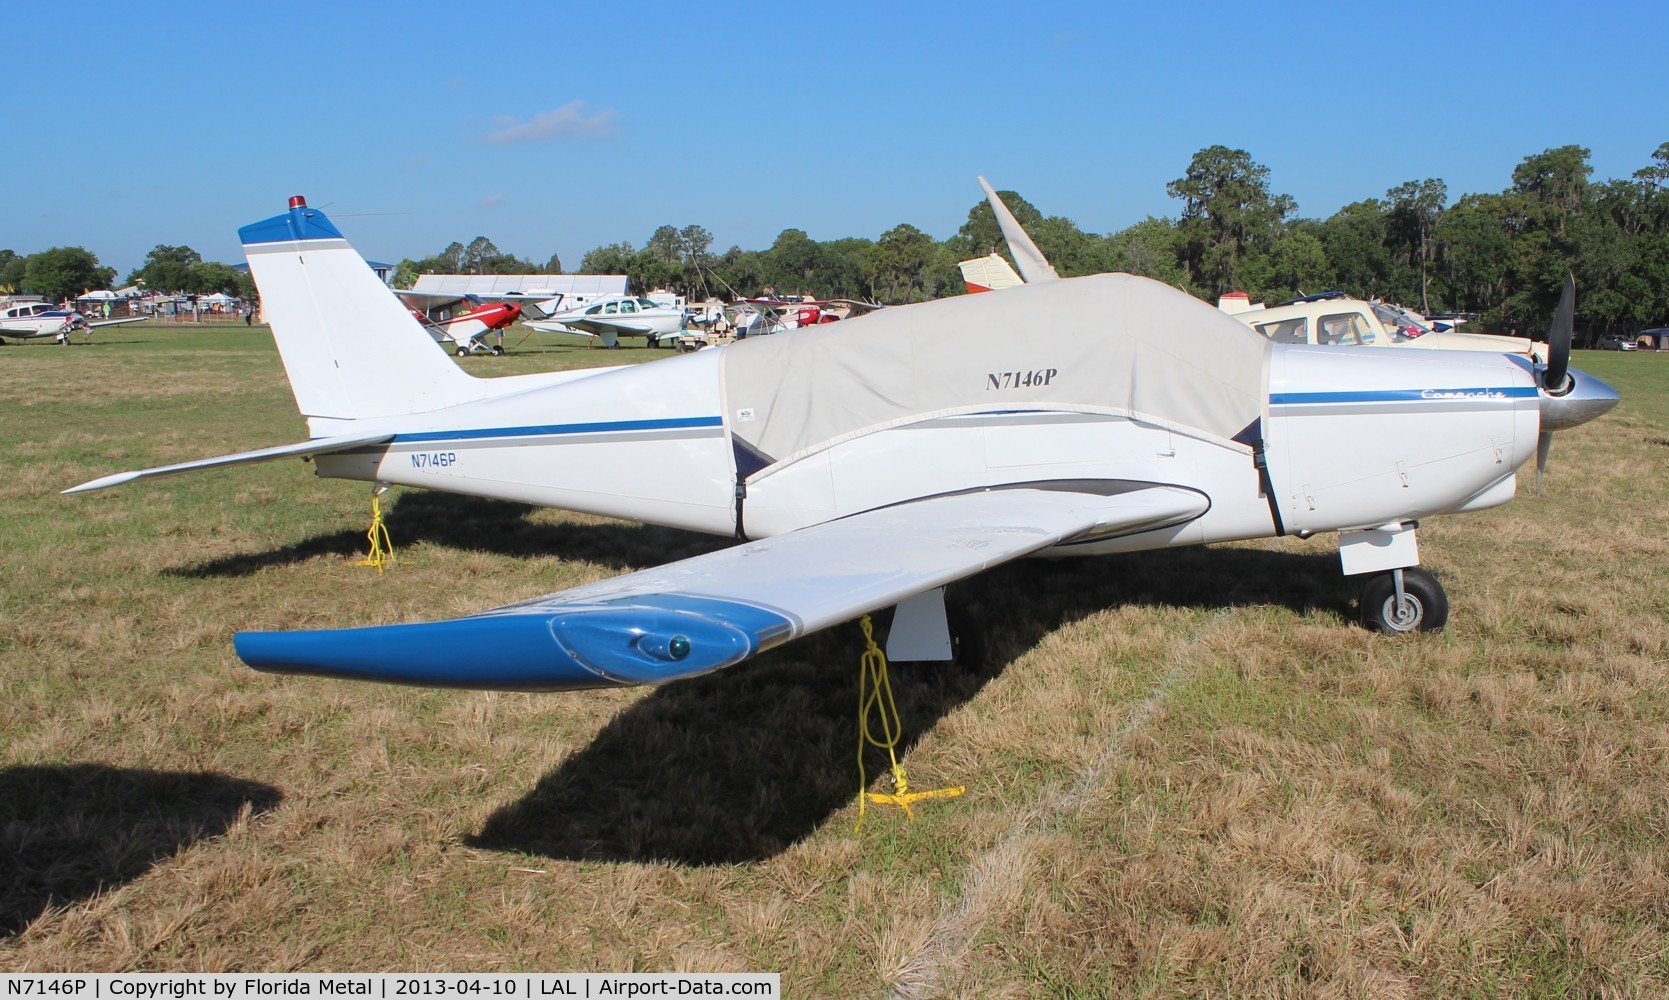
[719,273,1271,478]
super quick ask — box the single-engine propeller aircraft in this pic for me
[408,296,524,356]
[394,288,571,356]
[0,300,146,344]
[524,294,688,349]
[67,196,1619,692]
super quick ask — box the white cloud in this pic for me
[479,193,506,208]
[484,101,619,143]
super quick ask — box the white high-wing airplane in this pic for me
[68,197,1619,692]
[524,294,687,348]
[0,300,146,344]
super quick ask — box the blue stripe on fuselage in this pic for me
[386,415,723,445]
[1270,387,1537,406]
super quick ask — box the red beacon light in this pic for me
[289,195,307,209]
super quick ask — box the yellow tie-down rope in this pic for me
[855,614,964,832]
[354,485,395,573]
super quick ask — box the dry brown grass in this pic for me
[3,329,1667,995]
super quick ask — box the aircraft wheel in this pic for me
[1359,568,1447,635]
[647,336,659,349]
[455,347,468,357]
[490,345,505,356]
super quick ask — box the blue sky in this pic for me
[6,0,1665,279]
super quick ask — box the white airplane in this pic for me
[67,196,1618,693]
[0,300,146,344]
[524,294,687,348]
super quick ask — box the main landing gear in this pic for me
[885,587,986,668]
[1339,522,1448,635]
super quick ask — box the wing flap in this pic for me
[63,431,394,494]
[235,486,1206,690]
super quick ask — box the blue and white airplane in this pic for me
[0,300,146,344]
[67,196,1619,691]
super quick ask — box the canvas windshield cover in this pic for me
[719,273,1272,477]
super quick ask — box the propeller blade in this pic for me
[1543,274,1574,392]
[1535,430,1553,493]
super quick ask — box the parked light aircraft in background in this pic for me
[971,177,1548,361]
[957,253,1025,294]
[1219,291,1548,360]
[68,196,1619,694]
[393,288,570,356]
[524,294,688,349]
[0,300,146,344]
[409,297,524,356]
[673,297,882,351]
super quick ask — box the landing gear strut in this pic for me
[885,587,986,669]
[1359,567,1448,634]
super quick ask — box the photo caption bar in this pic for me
[0,975,779,1000]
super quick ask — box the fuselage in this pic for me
[311,333,1545,558]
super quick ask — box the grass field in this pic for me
[2,323,1666,995]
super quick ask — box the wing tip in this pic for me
[62,472,139,494]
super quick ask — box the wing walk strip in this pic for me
[890,610,1231,999]
[234,487,1208,691]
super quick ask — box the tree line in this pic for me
[8,141,1664,335]
[0,244,256,302]
[527,140,1660,335]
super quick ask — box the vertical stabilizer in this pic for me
[239,198,483,420]
[978,176,1059,283]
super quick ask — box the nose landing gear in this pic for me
[1359,566,1448,634]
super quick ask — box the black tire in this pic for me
[1359,568,1448,634]
[490,344,505,356]
[455,347,468,357]
[647,336,659,349]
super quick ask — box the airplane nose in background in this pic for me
[1540,368,1621,431]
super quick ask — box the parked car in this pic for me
[1597,336,1638,351]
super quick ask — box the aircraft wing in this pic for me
[62,431,396,494]
[0,324,41,336]
[233,485,1207,691]
[86,316,149,329]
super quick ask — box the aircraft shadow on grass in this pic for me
[168,491,733,579]
[162,492,1346,865]
[0,764,281,936]
[466,542,1348,866]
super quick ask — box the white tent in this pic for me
[78,290,119,301]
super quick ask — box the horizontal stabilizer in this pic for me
[63,432,393,494]
[235,486,1206,691]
